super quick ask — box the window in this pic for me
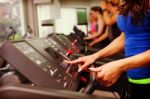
[55,8,77,35]
[0,0,24,39]
[36,0,60,37]
[55,8,88,35]
[77,8,88,35]
[77,8,88,25]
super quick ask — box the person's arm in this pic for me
[65,32,125,72]
[118,50,150,71]
[84,15,105,40]
[92,32,124,60]
[90,49,150,87]
[89,27,109,47]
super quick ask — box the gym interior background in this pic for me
[0,0,101,38]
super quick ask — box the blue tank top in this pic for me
[117,12,150,79]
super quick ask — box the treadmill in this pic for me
[0,40,118,99]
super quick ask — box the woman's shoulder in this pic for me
[116,15,127,32]
[117,14,125,19]
[117,14,126,23]
[117,14,131,24]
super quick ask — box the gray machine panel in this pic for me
[26,38,79,91]
[0,41,79,90]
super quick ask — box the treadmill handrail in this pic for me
[0,84,107,99]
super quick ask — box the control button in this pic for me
[49,68,57,76]
[64,82,67,88]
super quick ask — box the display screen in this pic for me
[13,42,58,77]
[45,47,59,60]
[45,47,69,69]
[27,39,69,69]
[0,57,5,68]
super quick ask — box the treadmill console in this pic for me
[13,42,58,76]
[47,34,79,55]
[0,40,79,91]
[26,38,78,76]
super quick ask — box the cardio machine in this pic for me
[0,39,120,99]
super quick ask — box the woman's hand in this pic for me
[89,60,124,87]
[65,55,97,72]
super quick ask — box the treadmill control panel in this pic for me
[0,40,79,91]
[47,34,80,56]
[14,42,58,77]
[26,39,75,72]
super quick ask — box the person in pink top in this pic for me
[85,7,110,48]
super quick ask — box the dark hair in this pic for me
[91,7,103,15]
[119,0,149,24]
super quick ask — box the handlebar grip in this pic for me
[80,80,99,94]
[80,72,98,94]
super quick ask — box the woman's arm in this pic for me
[119,50,150,71]
[89,27,109,47]
[90,49,150,87]
[65,33,125,72]
[92,32,124,60]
